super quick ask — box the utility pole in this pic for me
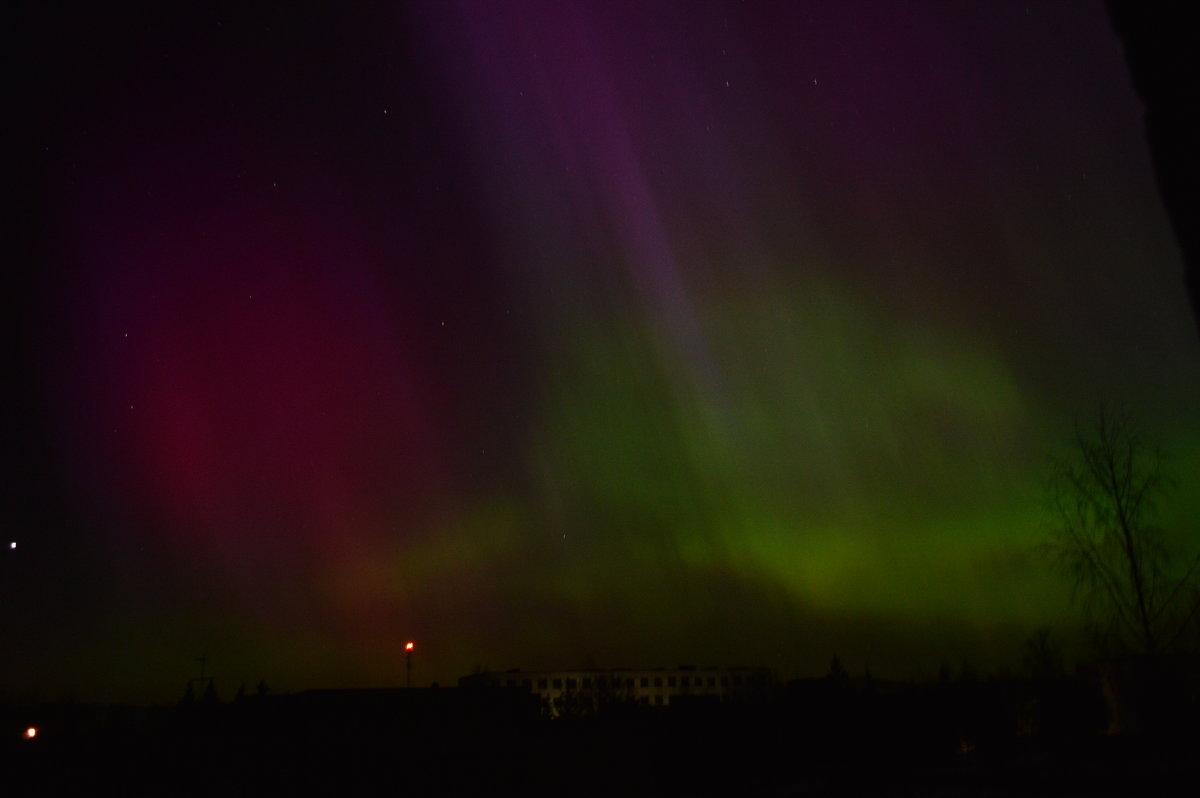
[184,655,215,706]
[194,655,216,700]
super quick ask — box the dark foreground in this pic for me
[3,686,1197,796]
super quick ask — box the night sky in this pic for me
[6,1,1199,703]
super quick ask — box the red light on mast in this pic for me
[405,641,414,651]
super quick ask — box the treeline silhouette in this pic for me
[4,660,1197,795]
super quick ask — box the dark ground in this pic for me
[3,681,1197,796]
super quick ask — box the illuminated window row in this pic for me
[466,668,771,704]
[498,674,751,690]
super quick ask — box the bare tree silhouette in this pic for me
[1044,403,1200,656]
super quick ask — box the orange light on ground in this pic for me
[25,727,37,740]
[405,641,414,651]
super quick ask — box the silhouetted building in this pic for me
[459,665,771,717]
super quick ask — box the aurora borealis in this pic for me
[6,1,1200,702]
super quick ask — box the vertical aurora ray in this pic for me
[13,1,1200,698]
[408,0,1200,674]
